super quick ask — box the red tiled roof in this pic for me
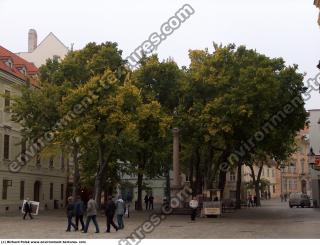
[0,45,38,86]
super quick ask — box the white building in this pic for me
[17,29,69,67]
[0,45,68,214]
[307,110,320,207]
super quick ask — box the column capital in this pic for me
[172,127,180,134]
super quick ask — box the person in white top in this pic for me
[189,197,199,221]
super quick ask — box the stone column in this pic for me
[172,128,181,188]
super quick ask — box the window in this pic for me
[4,90,10,112]
[2,180,9,200]
[21,139,26,163]
[5,59,12,68]
[267,169,270,177]
[272,169,275,177]
[36,154,41,166]
[49,156,54,168]
[230,171,236,182]
[50,183,53,200]
[288,179,292,190]
[291,162,296,173]
[20,181,25,200]
[4,134,10,159]
[282,178,286,192]
[60,184,64,200]
[301,159,305,174]
[20,67,27,75]
[272,185,276,193]
[53,55,60,61]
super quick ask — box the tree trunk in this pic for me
[235,161,242,209]
[249,163,263,207]
[72,145,80,201]
[195,147,202,194]
[94,176,102,207]
[165,157,171,203]
[94,141,113,208]
[255,165,263,206]
[217,150,229,199]
[218,171,226,199]
[189,152,195,196]
[205,146,214,190]
[137,163,143,210]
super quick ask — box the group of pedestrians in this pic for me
[144,194,154,210]
[66,194,126,233]
[247,194,258,207]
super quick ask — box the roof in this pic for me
[0,45,38,86]
[36,32,69,51]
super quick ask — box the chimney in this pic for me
[28,29,37,52]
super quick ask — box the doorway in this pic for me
[34,181,41,201]
[301,180,307,194]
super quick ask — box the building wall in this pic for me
[243,165,278,198]
[308,110,320,206]
[17,33,69,67]
[0,70,67,214]
[120,171,184,204]
[281,129,311,196]
[222,164,278,200]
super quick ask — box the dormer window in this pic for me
[53,55,60,62]
[5,59,13,68]
[19,67,27,75]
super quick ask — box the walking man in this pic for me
[148,194,154,210]
[144,194,149,210]
[23,198,33,220]
[66,197,76,232]
[83,194,100,233]
[105,196,118,233]
[75,195,85,231]
[115,195,125,229]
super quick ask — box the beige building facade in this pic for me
[17,29,69,68]
[281,128,312,197]
[0,46,68,214]
[315,0,320,26]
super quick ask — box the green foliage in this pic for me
[11,41,307,204]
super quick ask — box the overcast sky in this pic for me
[0,0,319,109]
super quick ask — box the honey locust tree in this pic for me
[60,70,142,207]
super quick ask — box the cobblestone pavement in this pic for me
[1,199,320,239]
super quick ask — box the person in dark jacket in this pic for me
[253,195,258,207]
[23,198,33,220]
[66,197,77,232]
[148,195,154,210]
[105,196,118,233]
[75,195,85,231]
[144,194,149,210]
